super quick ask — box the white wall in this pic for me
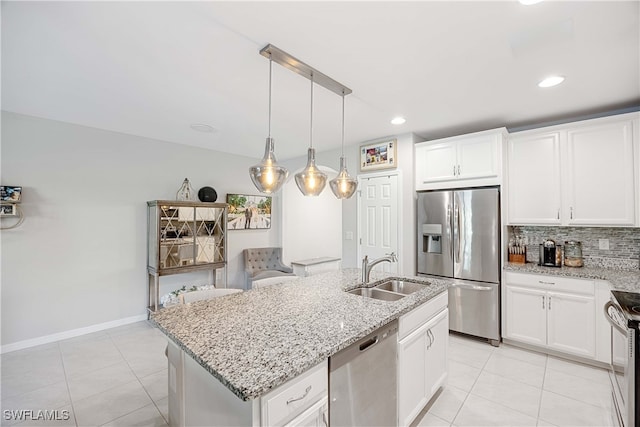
[0,112,279,348]
[280,165,341,266]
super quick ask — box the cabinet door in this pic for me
[416,142,457,184]
[565,119,636,226]
[398,323,429,427]
[507,131,562,224]
[424,309,449,400]
[284,397,328,427]
[547,291,596,358]
[456,134,499,180]
[504,286,547,346]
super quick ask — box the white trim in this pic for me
[356,170,403,275]
[1,313,148,354]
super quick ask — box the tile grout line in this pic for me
[57,341,80,427]
[105,333,168,426]
[450,343,496,426]
[535,353,548,424]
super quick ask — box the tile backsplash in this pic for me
[509,226,640,270]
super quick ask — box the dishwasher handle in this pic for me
[359,336,379,352]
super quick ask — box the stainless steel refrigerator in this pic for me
[417,187,501,346]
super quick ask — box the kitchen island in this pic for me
[151,269,450,426]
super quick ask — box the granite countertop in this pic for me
[504,262,640,292]
[151,269,449,401]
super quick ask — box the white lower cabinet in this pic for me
[504,272,597,360]
[398,292,448,426]
[283,396,327,427]
[166,342,328,427]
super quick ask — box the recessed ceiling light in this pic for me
[538,75,565,88]
[190,123,217,133]
[391,117,406,125]
[519,0,543,5]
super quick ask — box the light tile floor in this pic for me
[417,333,613,427]
[1,321,169,427]
[1,322,613,426]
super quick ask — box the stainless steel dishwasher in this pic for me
[329,320,398,426]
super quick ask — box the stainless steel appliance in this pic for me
[538,239,563,267]
[604,291,639,427]
[416,187,500,346]
[329,320,398,426]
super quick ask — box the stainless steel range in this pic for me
[605,291,640,427]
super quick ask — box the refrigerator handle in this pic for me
[454,203,461,262]
[447,204,453,261]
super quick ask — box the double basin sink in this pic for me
[347,279,427,301]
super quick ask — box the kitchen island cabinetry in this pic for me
[398,291,448,427]
[415,128,505,191]
[507,112,639,227]
[153,270,450,427]
[504,271,596,359]
[168,338,327,427]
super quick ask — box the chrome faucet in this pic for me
[362,252,398,284]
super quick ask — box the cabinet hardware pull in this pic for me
[453,165,456,176]
[426,329,434,349]
[542,296,545,309]
[570,207,573,219]
[557,210,560,220]
[549,296,551,310]
[286,385,312,405]
[538,280,555,285]
[457,165,461,176]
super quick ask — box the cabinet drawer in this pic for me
[399,291,448,340]
[261,361,327,426]
[504,271,594,295]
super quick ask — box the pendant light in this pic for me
[249,58,289,194]
[329,93,358,199]
[295,76,327,196]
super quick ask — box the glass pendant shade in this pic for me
[329,157,358,199]
[249,137,289,194]
[295,148,327,196]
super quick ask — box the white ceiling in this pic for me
[2,1,639,160]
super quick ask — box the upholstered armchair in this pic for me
[243,247,296,290]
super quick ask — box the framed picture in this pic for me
[226,194,272,230]
[360,139,397,171]
[0,204,16,216]
[0,186,22,203]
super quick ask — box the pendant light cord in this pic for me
[310,75,314,149]
[268,58,273,138]
[341,92,345,157]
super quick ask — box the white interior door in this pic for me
[358,174,399,275]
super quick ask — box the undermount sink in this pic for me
[347,279,428,302]
[374,280,427,295]
[347,287,405,301]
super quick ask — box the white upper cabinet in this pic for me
[507,131,562,224]
[415,128,505,191]
[564,119,636,226]
[507,112,639,227]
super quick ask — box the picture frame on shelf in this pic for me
[360,139,397,171]
[0,186,22,203]
[226,194,272,230]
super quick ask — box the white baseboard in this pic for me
[1,313,149,354]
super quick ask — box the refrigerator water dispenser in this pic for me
[422,224,442,254]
